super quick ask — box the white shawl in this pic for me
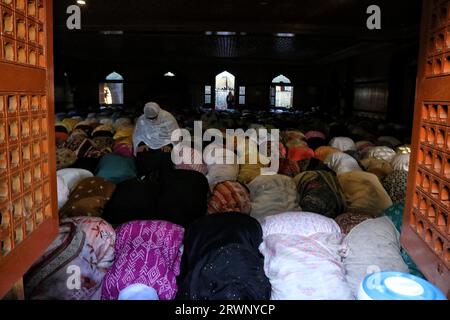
[132,103,179,154]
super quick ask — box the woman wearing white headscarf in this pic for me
[324,152,362,174]
[390,153,410,172]
[133,102,180,177]
[133,102,179,155]
[362,146,396,162]
[329,137,356,152]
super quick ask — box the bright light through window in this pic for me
[215,71,235,110]
[271,74,293,108]
[100,72,124,105]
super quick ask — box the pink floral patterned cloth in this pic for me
[25,217,116,300]
[261,211,341,238]
[101,221,185,300]
[259,233,354,300]
[175,147,208,176]
[305,131,326,140]
[113,143,134,158]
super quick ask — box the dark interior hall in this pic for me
[53,0,421,128]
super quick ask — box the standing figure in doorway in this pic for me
[226,91,235,109]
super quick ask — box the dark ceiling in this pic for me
[54,0,423,65]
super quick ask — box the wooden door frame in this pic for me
[401,0,450,298]
[0,0,58,298]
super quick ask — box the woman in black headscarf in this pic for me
[176,214,271,300]
[104,169,208,227]
[157,169,209,227]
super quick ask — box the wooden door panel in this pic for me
[402,0,450,299]
[0,0,57,298]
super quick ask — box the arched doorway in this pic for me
[99,71,124,106]
[270,74,293,109]
[215,71,235,110]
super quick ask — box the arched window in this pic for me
[105,72,124,81]
[99,71,124,106]
[270,74,293,109]
[215,71,235,110]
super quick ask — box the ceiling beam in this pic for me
[54,21,418,42]
[315,41,417,64]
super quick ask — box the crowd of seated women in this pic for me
[24,102,419,300]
